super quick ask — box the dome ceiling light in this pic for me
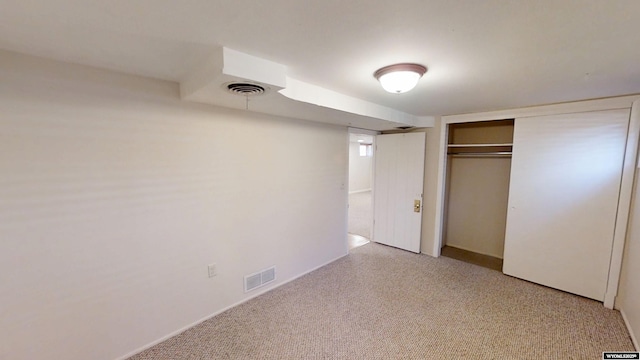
[374,63,427,94]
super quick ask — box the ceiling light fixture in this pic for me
[374,63,427,94]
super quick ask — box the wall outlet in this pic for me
[208,263,217,278]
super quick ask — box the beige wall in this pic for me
[0,51,349,360]
[445,157,511,258]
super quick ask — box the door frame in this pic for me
[432,95,640,308]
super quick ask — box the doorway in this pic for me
[440,120,514,270]
[348,132,374,249]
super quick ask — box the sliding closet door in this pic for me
[503,109,630,301]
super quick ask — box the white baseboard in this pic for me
[621,309,639,351]
[115,252,348,360]
[348,189,371,195]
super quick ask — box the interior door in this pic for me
[373,133,426,253]
[503,109,630,301]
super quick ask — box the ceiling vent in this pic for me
[226,82,266,96]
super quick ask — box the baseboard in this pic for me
[348,189,371,195]
[621,309,639,351]
[115,252,348,360]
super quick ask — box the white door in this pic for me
[373,133,426,253]
[503,109,630,301]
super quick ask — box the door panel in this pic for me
[373,133,426,253]
[503,109,630,301]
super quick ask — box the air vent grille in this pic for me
[244,266,276,293]
[226,82,266,96]
[245,274,262,292]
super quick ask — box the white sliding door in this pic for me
[503,109,630,301]
[373,133,425,253]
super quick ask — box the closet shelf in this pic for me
[447,143,513,148]
[447,143,513,157]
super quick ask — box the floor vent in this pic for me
[244,266,276,292]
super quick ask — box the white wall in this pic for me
[348,142,372,192]
[0,51,349,360]
[617,102,640,348]
[617,175,640,349]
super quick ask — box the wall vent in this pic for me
[244,266,276,292]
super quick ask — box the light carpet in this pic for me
[129,242,634,359]
[348,191,372,239]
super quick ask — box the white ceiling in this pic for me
[1,0,639,117]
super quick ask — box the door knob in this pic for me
[414,200,421,213]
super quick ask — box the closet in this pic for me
[442,120,514,271]
[438,105,637,304]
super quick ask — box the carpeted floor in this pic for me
[129,242,634,360]
[348,191,372,239]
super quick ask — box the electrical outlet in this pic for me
[208,263,217,278]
